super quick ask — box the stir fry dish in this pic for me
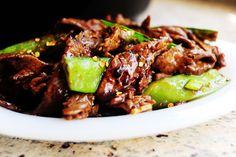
[0,15,228,120]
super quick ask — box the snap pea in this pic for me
[143,69,228,109]
[167,43,177,49]
[0,34,63,56]
[101,19,151,43]
[63,57,110,93]
[186,27,218,41]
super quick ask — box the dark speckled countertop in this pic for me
[0,0,236,156]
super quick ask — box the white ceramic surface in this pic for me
[0,40,235,142]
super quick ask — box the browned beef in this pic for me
[64,30,101,57]
[61,18,106,31]
[63,94,97,120]
[149,26,225,75]
[150,26,195,48]
[96,39,169,112]
[99,27,124,56]
[106,14,138,27]
[0,54,52,110]
[0,99,19,112]
[212,46,226,69]
[153,45,185,74]
[141,16,151,30]
[28,72,50,94]
[120,95,156,114]
[153,45,218,75]
[33,66,68,117]
[108,89,155,114]
[0,54,50,76]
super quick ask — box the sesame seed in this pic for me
[99,61,105,68]
[98,47,103,51]
[26,50,32,54]
[46,40,56,46]
[130,108,139,114]
[116,91,122,96]
[138,62,144,67]
[60,36,66,40]
[92,56,98,62]
[105,61,109,67]
[140,104,152,112]
[34,51,40,58]
[167,103,174,108]
[35,38,40,42]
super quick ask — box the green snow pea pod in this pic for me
[64,57,110,93]
[143,69,228,109]
[187,27,218,41]
[0,34,63,56]
[101,19,151,43]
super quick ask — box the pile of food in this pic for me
[0,15,227,120]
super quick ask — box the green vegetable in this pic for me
[143,69,228,109]
[184,79,203,90]
[64,57,110,93]
[0,34,60,55]
[101,19,151,43]
[186,27,218,41]
[167,43,177,49]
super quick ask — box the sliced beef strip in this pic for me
[0,54,50,76]
[108,88,155,114]
[150,26,225,75]
[96,39,169,112]
[0,99,19,112]
[153,44,218,75]
[152,26,195,48]
[152,45,186,75]
[0,54,51,110]
[187,32,225,69]
[27,72,50,94]
[105,14,138,27]
[141,16,151,30]
[120,95,156,114]
[63,94,97,120]
[212,46,226,69]
[64,30,101,57]
[96,51,138,102]
[99,27,124,57]
[182,46,217,75]
[61,18,106,32]
[32,65,68,117]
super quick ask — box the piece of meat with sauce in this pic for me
[98,27,125,57]
[150,26,225,75]
[153,44,218,75]
[150,26,195,48]
[152,45,185,75]
[0,54,52,110]
[120,95,156,114]
[0,99,19,112]
[96,38,169,112]
[63,94,98,120]
[105,14,138,27]
[64,30,102,57]
[33,65,68,117]
[109,88,155,114]
[61,18,106,32]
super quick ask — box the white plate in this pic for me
[0,40,236,142]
